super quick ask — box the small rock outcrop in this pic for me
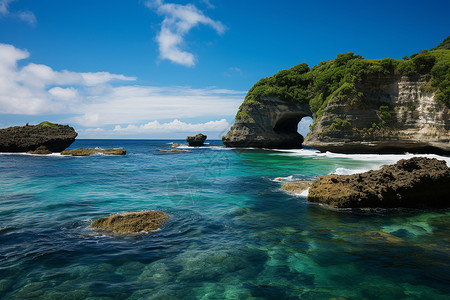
[281,181,313,194]
[27,146,52,155]
[187,133,207,146]
[90,211,170,233]
[172,143,180,148]
[307,157,450,208]
[0,122,77,152]
[159,149,190,153]
[61,148,126,156]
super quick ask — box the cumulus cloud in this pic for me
[146,0,226,67]
[114,118,229,133]
[0,43,136,115]
[0,43,245,132]
[0,0,36,25]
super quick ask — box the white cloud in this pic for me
[48,87,78,101]
[114,118,229,133]
[147,0,226,67]
[0,43,245,131]
[0,0,36,25]
[0,43,136,115]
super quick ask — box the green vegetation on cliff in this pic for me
[38,121,59,128]
[239,36,450,123]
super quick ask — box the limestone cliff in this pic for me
[304,74,450,154]
[223,38,450,154]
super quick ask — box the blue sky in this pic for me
[0,0,449,139]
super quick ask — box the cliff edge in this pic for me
[223,37,450,154]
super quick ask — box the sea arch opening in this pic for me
[271,112,313,148]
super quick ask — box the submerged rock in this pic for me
[307,157,450,208]
[61,148,126,156]
[172,143,180,148]
[281,181,313,194]
[159,149,190,153]
[27,145,52,155]
[187,133,207,146]
[0,122,77,152]
[90,211,169,233]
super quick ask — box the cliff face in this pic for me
[223,96,311,148]
[0,123,78,152]
[304,75,450,154]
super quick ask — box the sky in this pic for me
[0,0,449,139]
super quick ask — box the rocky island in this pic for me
[223,37,450,154]
[187,133,207,146]
[0,122,77,153]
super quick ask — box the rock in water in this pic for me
[159,149,190,153]
[27,146,52,155]
[281,181,313,194]
[172,143,180,147]
[61,148,126,156]
[187,133,207,146]
[90,211,170,233]
[0,122,77,152]
[307,157,450,208]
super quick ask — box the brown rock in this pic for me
[61,148,126,156]
[90,211,170,233]
[172,143,180,147]
[307,157,450,208]
[281,181,313,194]
[159,149,190,153]
[27,146,52,155]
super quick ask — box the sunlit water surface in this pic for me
[0,140,449,299]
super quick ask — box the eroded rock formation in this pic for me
[0,122,77,152]
[223,39,450,154]
[90,211,170,233]
[223,96,311,148]
[307,157,450,208]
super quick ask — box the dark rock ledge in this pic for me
[307,157,450,208]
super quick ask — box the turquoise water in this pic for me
[0,139,449,299]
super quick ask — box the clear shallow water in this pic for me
[0,139,449,299]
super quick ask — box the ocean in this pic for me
[0,139,449,299]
